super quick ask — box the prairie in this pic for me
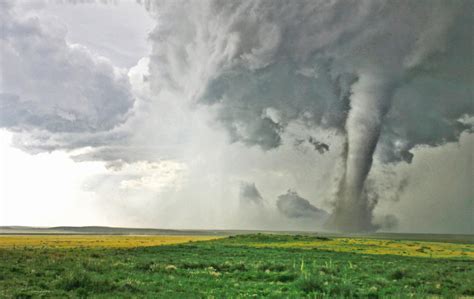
[1,234,473,298]
[0,235,219,249]
[221,234,474,259]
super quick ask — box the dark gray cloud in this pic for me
[276,190,328,220]
[239,182,263,205]
[145,0,472,158]
[308,137,329,154]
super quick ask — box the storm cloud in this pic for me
[0,0,472,233]
[239,182,263,205]
[143,0,473,231]
[276,190,329,220]
[0,0,135,153]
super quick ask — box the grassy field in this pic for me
[0,235,219,249]
[1,234,473,298]
[222,234,474,259]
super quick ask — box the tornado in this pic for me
[329,72,399,232]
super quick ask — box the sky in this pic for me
[0,0,472,233]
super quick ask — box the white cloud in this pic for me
[43,0,154,68]
[119,160,187,192]
[0,0,135,147]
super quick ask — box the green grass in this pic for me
[1,234,473,298]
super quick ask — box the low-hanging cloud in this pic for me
[239,182,263,205]
[276,190,328,220]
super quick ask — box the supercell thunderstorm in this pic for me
[144,0,473,231]
[1,0,473,231]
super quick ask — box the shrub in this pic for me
[329,281,356,297]
[462,286,474,296]
[296,275,325,293]
[390,269,408,280]
[258,263,287,272]
[276,273,297,283]
[56,271,115,293]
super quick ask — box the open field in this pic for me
[221,234,474,259]
[0,235,219,249]
[2,226,473,243]
[1,234,472,258]
[1,234,473,297]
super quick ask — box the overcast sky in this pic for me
[0,0,472,233]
